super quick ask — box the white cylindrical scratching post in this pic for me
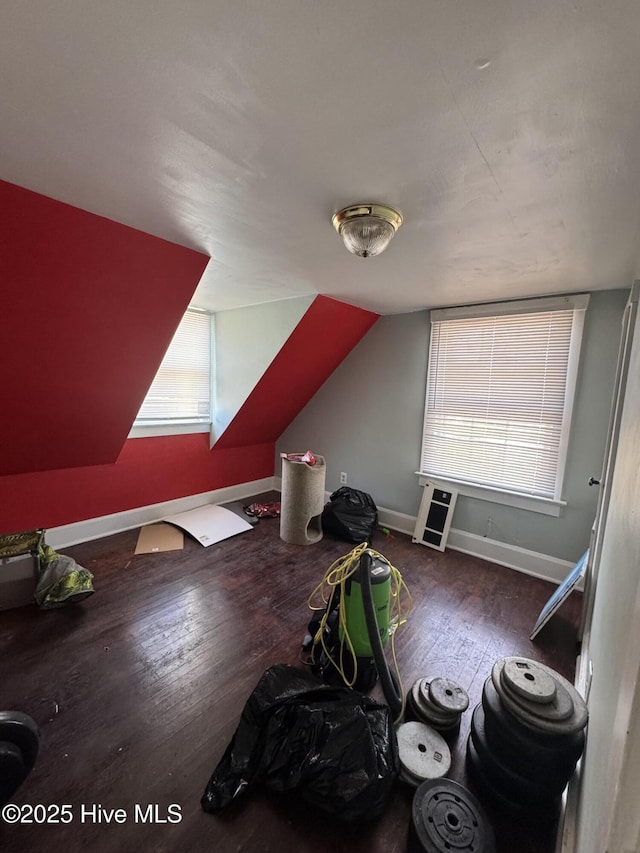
[280,455,326,545]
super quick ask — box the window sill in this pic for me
[128,422,210,439]
[415,473,566,517]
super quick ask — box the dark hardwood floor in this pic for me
[1,498,581,852]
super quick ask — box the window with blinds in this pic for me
[420,295,589,501]
[135,308,211,425]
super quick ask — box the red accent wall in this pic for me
[0,180,209,476]
[215,295,379,448]
[0,435,276,532]
[0,184,379,535]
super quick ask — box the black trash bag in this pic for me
[201,664,398,821]
[321,487,378,544]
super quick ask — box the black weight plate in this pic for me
[0,712,40,773]
[409,777,496,853]
[482,678,585,766]
[482,679,585,781]
[483,716,581,787]
[435,717,462,741]
[465,737,562,824]
[465,735,527,812]
[0,741,27,805]
[471,704,570,798]
[493,660,574,722]
[428,677,470,714]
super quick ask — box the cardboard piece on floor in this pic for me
[135,522,184,555]
[164,504,254,547]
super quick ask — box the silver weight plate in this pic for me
[503,657,557,704]
[410,688,461,734]
[418,680,461,725]
[410,678,433,723]
[397,721,451,783]
[494,659,573,722]
[428,677,470,714]
[411,677,430,712]
[498,659,573,722]
[411,678,454,726]
[493,659,588,735]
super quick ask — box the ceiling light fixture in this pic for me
[332,203,403,258]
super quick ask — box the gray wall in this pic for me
[277,289,629,563]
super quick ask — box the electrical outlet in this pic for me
[340,472,348,485]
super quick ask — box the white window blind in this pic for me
[420,295,588,501]
[135,308,211,424]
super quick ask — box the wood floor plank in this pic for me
[0,500,582,853]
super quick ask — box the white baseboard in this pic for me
[20,480,573,590]
[0,478,275,597]
[375,505,576,587]
[447,528,578,587]
[275,487,573,587]
[46,477,276,551]
[276,486,573,587]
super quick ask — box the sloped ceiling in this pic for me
[214,296,379,448]
[0,180,209,476]
[1,2,639,316]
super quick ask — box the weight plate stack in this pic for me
[397,721,451,787]
[466,734,529,814]
[406,677,467,738]
[491,658,588,736]
[408,777,496,853]
[465,736,561,824]
[465,657,587,816]
[471,704,568,801]
[482,678,585,781]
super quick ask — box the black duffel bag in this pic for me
[321,486,378,544]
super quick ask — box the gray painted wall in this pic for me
[214,295,314,439]
[277,289,629,563]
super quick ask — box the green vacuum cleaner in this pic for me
[305,543,411,722]
[341,552,392,656]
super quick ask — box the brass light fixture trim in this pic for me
[331,203,403,258]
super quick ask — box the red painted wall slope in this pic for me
[0,180,209,476]
[0,184,378,533]
[0,435,276,532]
[214,295,379,448]
[0,296,378,533]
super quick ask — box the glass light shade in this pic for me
[332,204,403,258]
[339,217,396,257]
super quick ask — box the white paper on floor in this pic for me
[164,504,254,547]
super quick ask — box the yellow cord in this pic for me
[307,542,413,717]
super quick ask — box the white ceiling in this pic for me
[2,1,640,315]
